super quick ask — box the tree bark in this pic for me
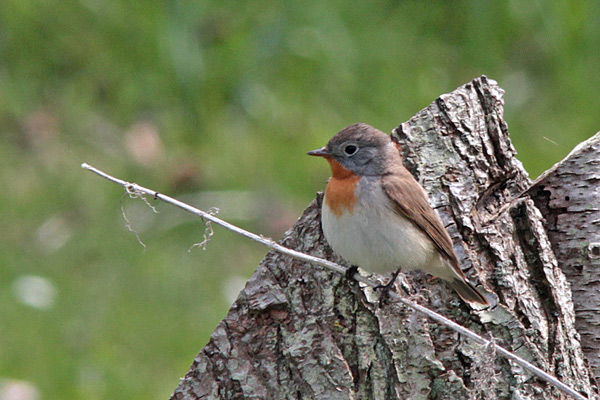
[529,133,600,384]
[171,76,598,399]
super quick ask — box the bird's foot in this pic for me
[345,265,359,281]
[374,279,396,308]
[374,269,402,308]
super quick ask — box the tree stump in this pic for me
[529,132,600,384]
[171,76,598,399]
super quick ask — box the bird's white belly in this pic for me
[321,179,436,274]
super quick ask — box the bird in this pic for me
[308,123,489,306]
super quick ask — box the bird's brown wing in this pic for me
[381,170,465,277]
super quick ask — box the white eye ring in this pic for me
[344,144,358,155]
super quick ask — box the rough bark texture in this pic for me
[529,133,600,383]
[171,76,598,399]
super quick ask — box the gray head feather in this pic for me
[325,123,400,176]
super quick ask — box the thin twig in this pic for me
[81,163,589,400]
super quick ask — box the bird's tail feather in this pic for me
[448,278,490,306]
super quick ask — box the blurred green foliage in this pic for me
[1,0,599,398]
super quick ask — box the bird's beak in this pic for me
[307,147,330,157]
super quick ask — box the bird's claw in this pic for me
[345,265,359,281]
[374,269,402,308]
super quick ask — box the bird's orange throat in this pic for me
[324,158,360,217]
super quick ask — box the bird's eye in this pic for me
[344,144,358,155]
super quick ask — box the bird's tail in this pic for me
[448,278,490,306]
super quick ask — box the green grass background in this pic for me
[1,1,599,398]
